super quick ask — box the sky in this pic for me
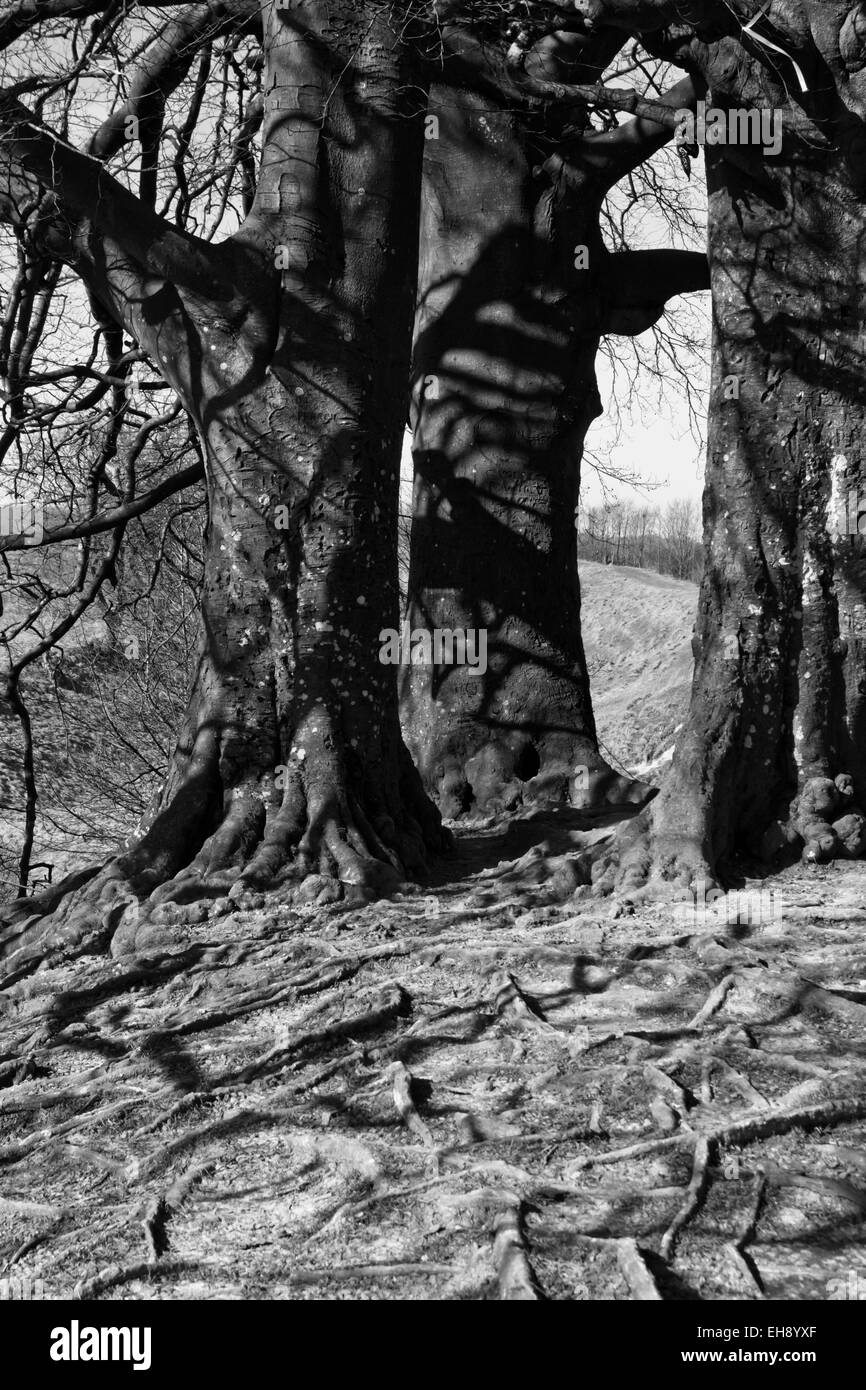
[585,341,709,511]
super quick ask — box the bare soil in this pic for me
[1,814,865,1302]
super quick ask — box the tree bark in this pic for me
[0,0,444,967]
[403,56,700,821]
[404,85,623,820]
[621,139,866,885]
[586,4,866,890]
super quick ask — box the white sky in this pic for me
[585,344,708,510]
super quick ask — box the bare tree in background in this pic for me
[576,498,700,577]
[661,496,699,580]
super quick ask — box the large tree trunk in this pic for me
[403,79,655,820]
[603,113,866,894]
[0,1,444,969]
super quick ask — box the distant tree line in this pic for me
[577,497,701,582]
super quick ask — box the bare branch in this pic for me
[0,0,115,52]
[0,93,228,297]
[88,4,246,166]
[0,462,204,553]
[605,247,709,303]
[600,248,709,335]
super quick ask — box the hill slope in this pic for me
[579,561,697,779]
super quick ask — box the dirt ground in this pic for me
[2,808,865,1302]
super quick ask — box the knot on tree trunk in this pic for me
[841,4,866,72]
[788,775,866,864]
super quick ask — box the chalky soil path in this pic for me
[1,811,865,1301]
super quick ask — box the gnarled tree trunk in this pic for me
[404,85,620,820]
[0,1,444,970]
[403,50,701,820]
[584,0,866,892]
[616,138,866,889]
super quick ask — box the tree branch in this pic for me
[599,248,709,335]
[605,248,709,301]
[0,462,205,553]
[515,70,686,128]
[88,3,247,165]
[579,75,696,182]
[571,0,688,34]
[0,93,229,298]
[0,0,115,52]
[426,26,623,112]
[0,0,260,50]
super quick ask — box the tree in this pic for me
[403,26,708,817]
[0,412,206,902]
[0,0,446,970]
[661,496,699,580]
[581,0,866,890]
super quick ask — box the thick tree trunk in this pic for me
[0,1,444,968]
[404,84,653,820]
[605,129,866,893]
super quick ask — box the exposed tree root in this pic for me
[493,1197,543,1300]
[278,1261,453,1286]
[73,1258,204,1300]
[588,773,866,909]
[0,732,450,973]
[389,1061,435,1148]
[142,1159,215,1261]
[784,776,866,865]
[0,1097,148,1167]
[615,1238,663,1301]
[2,842,864,1301]
[727,1169,768,1296]
[588,803,716,903]
[660,1136,710,1261]
[688,975,737,1029]
[710,1096,866,1150]
[421,740,656,824]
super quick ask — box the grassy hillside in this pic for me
[579,560,697,780]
